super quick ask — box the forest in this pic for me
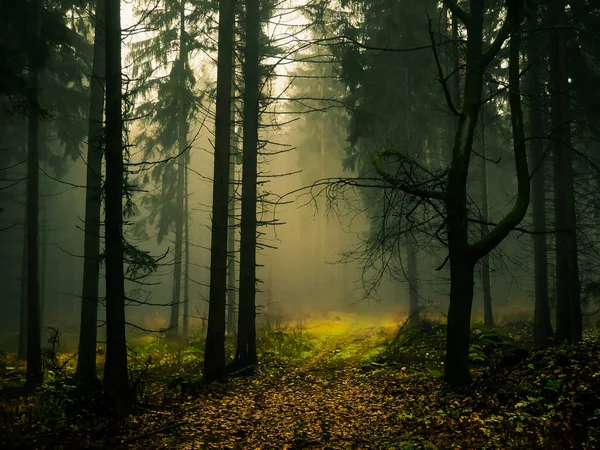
[1,0,600,448]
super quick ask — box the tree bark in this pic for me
[204,0,236,383]
[183,148,190,338]
[26,0,43,386]
[18,223,27,361]
[527,8,553,343]
[549,0,582,344]
[227,128,237,338]
[104,0,131,406]
[479,109,493,327]
[77,0,105,384]
[234,0,259,372]
[169,0,187,336]
[407,235,420,326]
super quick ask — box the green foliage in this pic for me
[39,370,75,433]
[257,322,315,365]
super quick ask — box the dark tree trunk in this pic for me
[527,9,553,343]
[26,0,43,386]
[549,0,582,344]
[479,109,493,327]
[204,0,236,383]
[103,0,130,406]
[169,1,187,336]
[407,236,420,326]
[227,133,237,338]
[234,0,259,371]
[18,225,27,361]
[443,2,528,387]
[77,0,105,384]
[227,43,239,339]
[40,195,47,329]
[183,150,190,337]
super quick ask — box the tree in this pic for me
[204,0,237,383]
[233,0,260,372]
[440,0,529,386]
[370,0,529,386]
[77,0,106,385]
[526,3,553,343]
[103,0,131,406]
[25,0,43,386]
[549,0,582,343]
[130,0,203,336]
[479,108,493,327]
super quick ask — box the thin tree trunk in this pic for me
[527,8,553,343]
[549,0,582,343]
[227,47,238,339]
[169,0,187,336]
[479,109,493,327]
[104,0,130,407]
[40,194,47,329]
[404,71,420,326]
[183,149,190,338]
[204,0,237,383]
[227,126,237,338]
[407,235,420,326]
[234,0,259,371]
[18,224,27,361]
[26,0,43,386]
[77,0,105,384]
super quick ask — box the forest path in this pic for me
[140,315,419,449]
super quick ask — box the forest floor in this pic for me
[1,313,600,449]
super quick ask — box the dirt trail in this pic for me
[139,322,406,449]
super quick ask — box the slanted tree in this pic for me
[77,0,106,385]
[103,0,131,406]
[204,0,237,383]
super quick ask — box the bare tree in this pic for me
[103,0,131,406]
[204,0,237,383]
[77,0,105,385]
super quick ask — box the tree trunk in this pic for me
[18,224,27,361]
[527,8,553,343]
[40,194,47,329]
[407,235,420,326]
[234,0,259,372]
[26,0,43,386]
[183,148,190,338]
[549,0,582,343]
[227,48,238,339]
[204,0,236,383]
[443,1,529,387]
[444,250,475,386]
[77,0,105,384]
[227,130,237,338]
[104,0,131,407]
[169,1,187,336]
[479,109,493,327]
